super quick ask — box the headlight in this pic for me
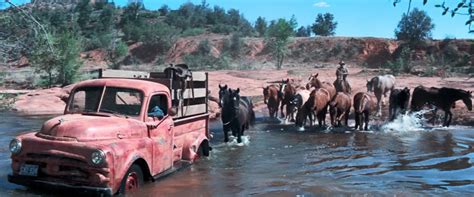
[91,150,106,165]
[9,139,22,155]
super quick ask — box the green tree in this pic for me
[255,16,267,37]
[267,18,295,69]
[30,32,83,87]
[394,8,435,45]
[158,4,170,16]
[311,13,337,36]
[109,40,128,69]
[296,26,311,37]
[76,0,93,32]
[229,33,243,58]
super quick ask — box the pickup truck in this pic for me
[8,69,211,196]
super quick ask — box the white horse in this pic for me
[366,75,396,116]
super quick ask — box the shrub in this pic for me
[181,28,206,37]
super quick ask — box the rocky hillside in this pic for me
[121,35,473,70]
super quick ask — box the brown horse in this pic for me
[333,78,352,94]
[411,85,472,127]
[263,85,280,118]
[353,92,375,131]
[295,88,331,130]
[329,92,352,127]
[306,73,336,99]
[279,79,297,118]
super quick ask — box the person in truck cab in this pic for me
[148,94,167,119]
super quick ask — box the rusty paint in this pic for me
[9,78,209,195]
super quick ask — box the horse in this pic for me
[263,85,280,118]
[221,88,255,143]
[333,78,352,94]
[411,86,472,127]
[388,87,410,121]
[306,73,336,99]
[295,88,331,130]
[366,75,395,116]
[286,88,311,123]
[353,92,375,131]
[279,79,297,118]
[218,84,228,108]
[329,92,352,127]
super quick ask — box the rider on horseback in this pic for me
[336,60,348,81]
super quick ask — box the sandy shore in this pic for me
[5,66,473,125]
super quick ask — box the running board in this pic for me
[151,160,192,181]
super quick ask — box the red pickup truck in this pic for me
[8,69,211,196]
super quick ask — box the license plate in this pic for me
[19,164,38,177]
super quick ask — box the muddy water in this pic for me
[1,112,474,196]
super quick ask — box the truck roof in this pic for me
[73,78,169,95]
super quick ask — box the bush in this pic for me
[395,8,435,47]
[311,13,337,36]
[181,28,206,37]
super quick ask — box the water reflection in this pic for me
[0,112,473,196]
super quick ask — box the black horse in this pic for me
[220,87,255,143]
[388,87,410,121]
[411,86,472,127]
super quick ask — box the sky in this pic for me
[3,0,473,39]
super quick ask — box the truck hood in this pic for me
[39,114,145,141]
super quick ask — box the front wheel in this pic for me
[119,164,144,194]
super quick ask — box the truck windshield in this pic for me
[68,86,143,117]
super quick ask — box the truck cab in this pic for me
[8,70,210,196]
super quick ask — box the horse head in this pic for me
[263,86,269,104]
[218,84,228,108]
[228,88,241,112]
[306,73,320,89]
[462,90,472,111]
[366,79,373,92]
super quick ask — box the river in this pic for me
[1,112,473,196]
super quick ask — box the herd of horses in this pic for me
[217,73,472,143]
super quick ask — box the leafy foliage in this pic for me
[255,17,267,37]
[393,0,473,33]
[311,13,337,36]
[296,26,312,37]
[266,18,296,69]
[394,8,435,46]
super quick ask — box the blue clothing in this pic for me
[148,106,165,118]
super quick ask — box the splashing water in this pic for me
[226,135,251,147]
[381,110,432,132]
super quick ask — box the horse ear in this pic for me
[218,84,222,89]
[224,85,227,89]
[315,73,319,78]
[236,88,240,94]
[286,78,289,83]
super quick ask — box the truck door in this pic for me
[146,93,174,175]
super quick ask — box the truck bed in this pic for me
[97,69,209,119]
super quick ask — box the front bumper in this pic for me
[8,174,113,197]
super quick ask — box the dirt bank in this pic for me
[7,65,474,125]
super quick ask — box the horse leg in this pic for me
[364,111,370,131]
[430,108,438,125]
[354,112,360,130]
[443,110,449,127]
[280,103,285,118]
[447,110,453,127]
[376,93,382,117]
[224,129,229,143]
[344,109,350,127]
[237,126,243,143]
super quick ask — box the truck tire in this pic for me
[199,140,210,157]
[118,164,144,194]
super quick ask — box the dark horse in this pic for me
[263,85,280,118]
[353,92,375,131]
[388,87,410,121]
[411,86,472,127]
[221,88,255,143]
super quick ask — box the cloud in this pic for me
[313,1,330,8]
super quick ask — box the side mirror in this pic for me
[168,108,177,116]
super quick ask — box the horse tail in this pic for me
[359,94,369,113]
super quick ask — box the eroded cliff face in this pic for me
[160,35,472,68]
